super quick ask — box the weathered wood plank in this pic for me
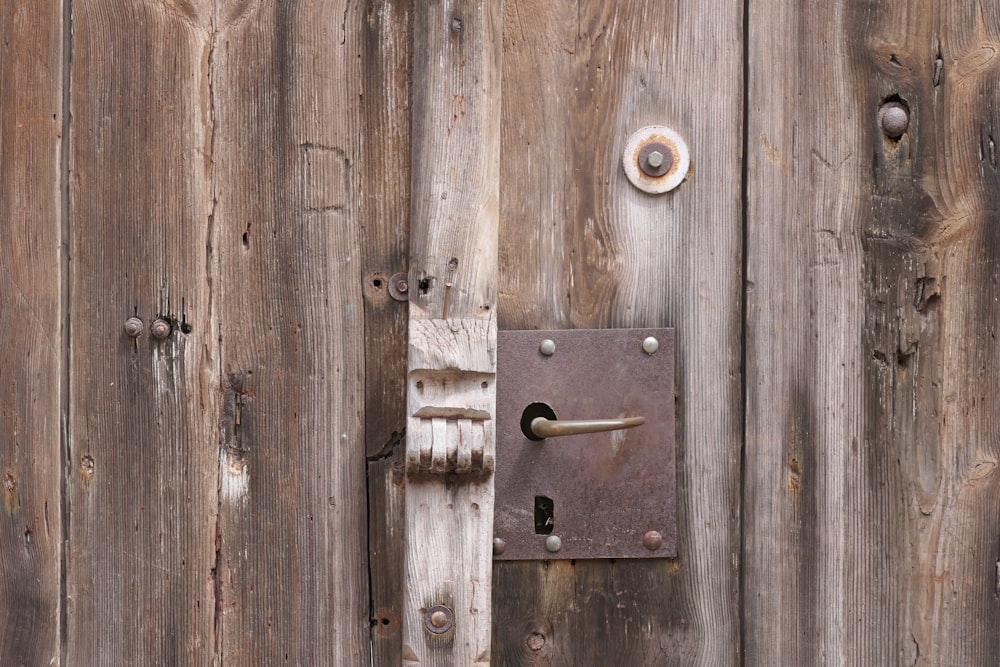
[0,2,63,663]
[404,1,502,663]
[211,1,370,662]
[745,2,1000,664]
[358,1,412,663]
[66,2,218,662]
[494,0,743,664]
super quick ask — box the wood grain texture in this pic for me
[494,0,743,664]
[66,1,218,662]
[212,0,370,662]
[359,1,411,664]
[0,2,63,663]
[745,2,1000,664]
[404,1,502,663]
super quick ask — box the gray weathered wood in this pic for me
[404,1,502,664]
[0,2,63,663]
[745,2,1000,664]
[211,1,370,662]
[493,0,743,663]
[66,2,218,662]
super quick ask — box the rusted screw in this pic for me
[879,101,909,138]
[124,317,144,338]
[643,530,663,551]
[150,319,172,340]
[493,537,506,556]
[388,272,410,302]
[424,605,454,634]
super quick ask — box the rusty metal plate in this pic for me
[494,328,676,560]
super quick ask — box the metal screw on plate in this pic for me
[493,537,506,556]
[643,530,663,551]
[545,535,562,553]
[150,319,171,340]
[642,336,659,355]
[878,101,909,138]
[424,605,454,634]
[388,272,410,302]
[539,339,556,356]
[124,317,144,338]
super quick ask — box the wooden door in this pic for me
[3,1,1000,665]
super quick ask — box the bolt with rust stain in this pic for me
[150,319,171,340]
[424,605,454,634]
[124,317,144,338]
[493,537,506,556]
[643,530,663,551]
[879,101,909,138]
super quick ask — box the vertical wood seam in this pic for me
[59,0,73,662]
[738,0,750,664]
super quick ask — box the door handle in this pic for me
[530,416,645,439]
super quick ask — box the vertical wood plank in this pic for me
[360,0,412,663]
[745,2,1000,663]
[0,1,63,663]
[404,1,502,664]
[494,0,743,664]
[212,1,370,662]
[67,1,218,662]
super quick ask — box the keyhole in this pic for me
[534,496,554,535]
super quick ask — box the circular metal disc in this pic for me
[622,125,690,194]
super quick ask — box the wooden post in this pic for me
[404,1,501,664]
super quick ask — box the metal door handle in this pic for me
[530,416,645,439]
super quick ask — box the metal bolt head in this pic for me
[388,272,410,302]
[642,336,659,355]
[646,150,664,168]
[493,537,506,556]
[124,317,144,338]
[424,605,454,634]
[545,535,562,553]
[150,319,172,340]
[539,339,556,356]
[879,101,909,138]
[643,530,663,551]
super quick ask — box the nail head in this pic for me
[150,319,171,340]
[545,535,562,553]
[643,530,663,551]
[879,101,909,138]
[642,336,659,354]
[539,339,556,356]
[124,317,144,338]
[493,537,506,556]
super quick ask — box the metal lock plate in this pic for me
[494,328,677,560]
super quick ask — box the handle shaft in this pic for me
[530,416,645,439]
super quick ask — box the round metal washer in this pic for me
[622,125,690,194]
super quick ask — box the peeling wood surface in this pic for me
[403,1,502,664]
[744,2,1000,664]
[0,2,63,664]
[493,0,743,664]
